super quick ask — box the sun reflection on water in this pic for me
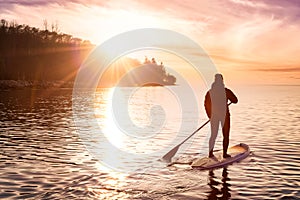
[94,87,126,150]
[94,86,183,156]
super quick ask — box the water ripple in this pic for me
[0,86,299,199]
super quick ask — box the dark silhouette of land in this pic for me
[0,19,177,89]
[116,57,176,87]
[0,19,94,89]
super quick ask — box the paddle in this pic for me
[161,102,232,163]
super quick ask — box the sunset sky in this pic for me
[1,0,300,85]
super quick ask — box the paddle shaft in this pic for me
[178,120,209,146]
[161,102,232,162]
[179,102,232,146]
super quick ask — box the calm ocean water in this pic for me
[0,85,299,199]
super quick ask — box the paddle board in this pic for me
[191,143,250,170]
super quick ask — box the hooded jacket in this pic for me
[204,88,238,119]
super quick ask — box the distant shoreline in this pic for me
[0,80,74,90]
[0,80,178,90]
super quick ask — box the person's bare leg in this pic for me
[222,115,231,158]
[209,117,219,157]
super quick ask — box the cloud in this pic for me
[251,67,300,72]
[0,0,50,6]
[289,76,300,80]
[0,0,108,13]
[260,0,300,8]
[228,0,267,8]
[0,0,105,6]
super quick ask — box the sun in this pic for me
[87,8,166,45]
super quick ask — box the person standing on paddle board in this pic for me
[204,74,238,158]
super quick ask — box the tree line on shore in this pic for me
[0,19,94,82]
[0,19,92,56]
[0,19,177,88]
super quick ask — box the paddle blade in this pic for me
[161,145,180,163]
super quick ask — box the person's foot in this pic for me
[223,153,231,158]
[209,153,215,158]
[209,150,215,158]
[209,153,218,161]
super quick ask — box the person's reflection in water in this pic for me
[207,167,231,200]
